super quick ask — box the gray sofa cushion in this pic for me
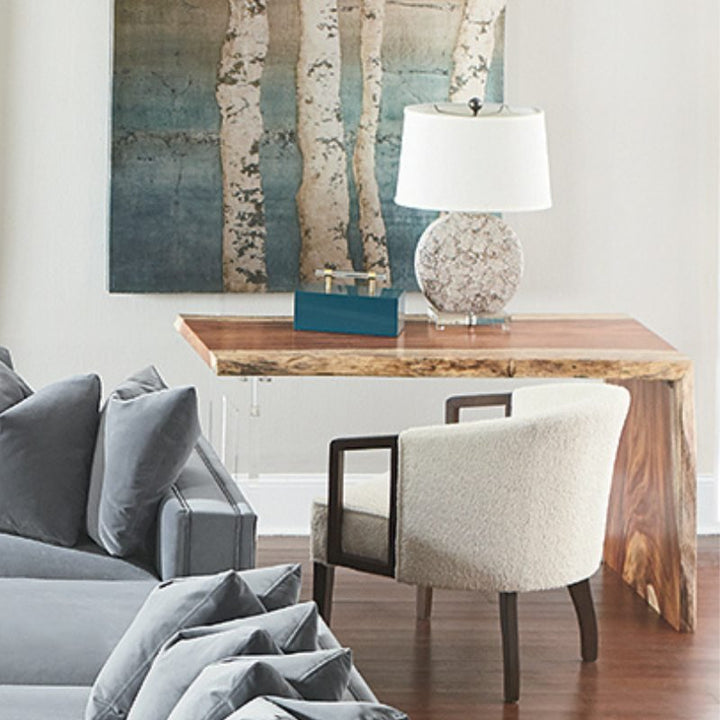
[0,685,90,720]
[167,650,353,720]
[129,603,318,720]
[92,370,201,557]
[0,532,156,581]
[86,366,166,548]
[0,362,33,413]
[231,697,409,720]
[0,374,101,546]
[86,570,266,720]
[0,579,153,686]
[0,567,303,688]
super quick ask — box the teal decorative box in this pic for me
[294,282,405,337]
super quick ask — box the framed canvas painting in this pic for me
[110,0,505,292]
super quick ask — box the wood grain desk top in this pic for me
[176,314,689,380]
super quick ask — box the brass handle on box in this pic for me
[315,269,388,296]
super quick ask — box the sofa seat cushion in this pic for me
[0,685,90,720]
[0,532,157,581]
[86,570,266,720]
[311,475,390,565]
[0,575,377,708]
[0,579,154,685]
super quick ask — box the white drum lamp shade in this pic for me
[395,103,551,213]
[394,102,551,320]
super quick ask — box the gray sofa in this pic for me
[0,437,378,720]
[0,436,257,582]
[0,574,376,720]
[0,435,262,719]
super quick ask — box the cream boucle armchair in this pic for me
[311,382,630,703]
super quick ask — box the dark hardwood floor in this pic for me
[258,536,720,720]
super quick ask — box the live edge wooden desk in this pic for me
[176,313,697,632]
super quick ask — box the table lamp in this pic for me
[394,100,551,326]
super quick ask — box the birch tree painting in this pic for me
[216,0,269,292]
[450,0,506,103]
[353,0,391,286]
[109,0,505,293]
[296,0,353,282]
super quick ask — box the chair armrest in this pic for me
[327,435,398,576]
[445,392,512,423]
[155,436,257,580]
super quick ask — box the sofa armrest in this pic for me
[155,436,257,579]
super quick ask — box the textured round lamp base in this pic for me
[414,213,524,315]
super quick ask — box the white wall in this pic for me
[0,1,718,520]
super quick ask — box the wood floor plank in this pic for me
[258,536,720,720]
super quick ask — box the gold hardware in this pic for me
[315,268,387,295]
[323,268,334,294]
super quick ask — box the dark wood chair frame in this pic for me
[313,434,399,623]
[313,392,598,703]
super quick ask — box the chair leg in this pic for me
[313,562,335,624]
[499,592,520,703]
[416,585,433,620]
[568,578,598,662]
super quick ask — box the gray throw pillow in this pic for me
[230,697,409,720]
[174,602,319,654]
[170,663,302,720]
[128,602,319,720]
[240,564,303,611]
[85,570,266,720]
[128,628,281,720]
[86,366,167,548]
[167,650,353,720]
[226,698,298,720]
[0,346,13,369]
[90,366,201,557]
[0,374,100,546]
[0,361,33,413]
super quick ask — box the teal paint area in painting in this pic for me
[110,0,225,292]
[258,64,302,292]
[110,0,505,293]
[110,134,223,292]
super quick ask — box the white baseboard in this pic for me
[237,474,372,536]
[697,474,720,535]
[237,473,720,536]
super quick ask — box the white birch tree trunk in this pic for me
[216,0,269,292]
[449,0,506,103]
[353,0,391,286]
[296,0,353,282]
